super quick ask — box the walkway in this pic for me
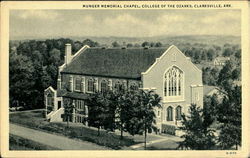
[10,124,109,150]
[130,134,183,149]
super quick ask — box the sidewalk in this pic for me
[130,134,183,149]
[10,124,109,150]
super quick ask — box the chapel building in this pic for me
[44,44,203,134]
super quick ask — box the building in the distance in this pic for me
[44,44,203,134]
[213,57,230,66]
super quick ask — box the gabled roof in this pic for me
[214,57,230,62]
[61,47,167,79]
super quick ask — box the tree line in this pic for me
[180,60,241,150]
[64,89,161,149]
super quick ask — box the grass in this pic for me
[9,134,59,150]
[9,110,139,150]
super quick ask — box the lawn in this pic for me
[9,134,59,150]
[10,110,163,150]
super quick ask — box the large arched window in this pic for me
[100,80,108,92]
[176,105,182,120]
[167,106,173,121]
[87,78,94,92]
[164,66,183,97]
[47,93,53,106]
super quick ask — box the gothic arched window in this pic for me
[164,66,183,97]
[167,106,173,121]
[47,93,53,106]
[176,105,182,120]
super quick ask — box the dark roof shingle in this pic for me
[62,48,167,79]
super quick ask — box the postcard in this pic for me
[0,1,249,158]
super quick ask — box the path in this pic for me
[10,124,109,150]
[130,134,183,149]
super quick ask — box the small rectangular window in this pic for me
[75,78,81,91]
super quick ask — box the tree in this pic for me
[112,41,120,48]
[136,90,161,149]
[207,48,215,61]
[126,43,133,48]
[86,92,107,136]
[155,42,162,47]
[203,94,219,126]
[115,90,130,140]
[48,48,61,66]
[194,50,201,64]
[82,39,99,47]
[62,98,75,128]
[178,104,216,150]
[216,85,241,149]
[217,61,234,89]
[9,53,35,109]
[231,68,241,80]
[235,49,241,59]
[141,41,150,47]
[223,47,233,57]
[201,51,207,61]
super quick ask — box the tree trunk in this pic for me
[67,116,69,128]
[144,126,147,150]
[98,126,100,136]
[120,124,123,140]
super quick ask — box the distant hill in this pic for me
[10,35,240,47]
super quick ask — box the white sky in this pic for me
[10,9,241,38]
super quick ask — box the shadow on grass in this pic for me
[10,110,137,150]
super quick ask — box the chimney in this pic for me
[65,44,72,65]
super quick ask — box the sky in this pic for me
[10,9,241,39]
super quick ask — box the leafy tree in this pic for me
[134,43,140,47]
[115,90,130,139]
[136,90,161,149]
[201,51,207,61]
[178,104,216,150]
[112,41,120,48]
[86,92,107,136]
[223,48,233,57]
[9,53,35,109]
[194,50,201,64]
[62,98,75,128]
[217,61,233,89]
[207,48,215,61]
[150,42,155,47]
[235,49,241,59]
[231,68,241,80]
[155,42,162,47]
[216,85,241,149]
[48,48,61,66]
[82,39,99,47]
[126,43,133,48]
[141,41,150,47]
[203,95,219,126]
[101,91,117,132]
